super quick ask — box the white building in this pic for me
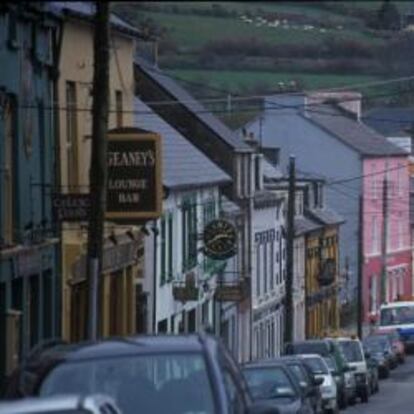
[134,60,288,362]
[134,97,231,334]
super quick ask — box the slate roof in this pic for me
[307,104,408,157]
[306,208,345,226]
[295,216,322,236]
[362,107,414,137]
[134,97,231,190]
[49,2,144,38]
[134,58,252,152]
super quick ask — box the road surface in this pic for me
[346,355,414,413]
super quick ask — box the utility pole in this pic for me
[357,195,363,339]
[380,175,388,305]
[284,156,295,344]
[86,1,110,340]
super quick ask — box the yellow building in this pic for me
[54,3,144,341]
[306,226,341,338]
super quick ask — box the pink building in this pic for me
[363,156,412,320]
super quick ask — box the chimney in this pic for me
[306,91,362,121]
[244,130,260,150]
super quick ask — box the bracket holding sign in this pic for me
[106,127,163,223]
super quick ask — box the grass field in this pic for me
[130,9,382,49]
[167,69,380,94]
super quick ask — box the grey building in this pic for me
[240,93,405,302]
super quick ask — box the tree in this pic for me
[377,0,401,31]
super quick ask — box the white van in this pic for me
[335,337,370,403]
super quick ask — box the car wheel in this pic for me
[361,388,369,403]
[374,379,380,393]
[399,355,405,364]
[338,393,347,410]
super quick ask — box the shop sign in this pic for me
[52,194,91,222]
[203,219,237,260]
[106,129,162,222]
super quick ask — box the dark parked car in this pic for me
[362,349,379,394]
[364,334,398,370]
[363,338,391,379]
[3,334,279,414]
[242,361,314,414]
[285,340,353,409]
[277,356,323,414]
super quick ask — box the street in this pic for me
[347,356,414,414]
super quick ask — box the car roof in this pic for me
[298,353,325,360]
[380,301,414,309]
[43,334,208,362]
[243,360,287,369]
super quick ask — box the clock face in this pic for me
[203,219,237,260]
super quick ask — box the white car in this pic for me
[0,394,122,414]
[300,354,338,414]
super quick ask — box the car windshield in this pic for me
[287,363,309,387]
[323,356,337,372]
[304,357,329,375]
[288,342,329,356]
[364,337,387,352]
[243,366,297,400]
[380,305,414,326]
[40,352,215,414]
[338,341,363,362]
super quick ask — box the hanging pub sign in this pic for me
[203,219,237,260]
[52,193,91,222]
[106,127,162,223]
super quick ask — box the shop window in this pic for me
[157,318,168,333]
[43,270,53,339]
[188,308,196,333]
[65,81,79,191]
[29,274,40,348]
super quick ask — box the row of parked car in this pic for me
[0,327,408,414]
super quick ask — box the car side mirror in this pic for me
[247,402,281,414]
[364,351,371,359]
[313,376,324,386]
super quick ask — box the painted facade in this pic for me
[134,61,287,362]
[363,157,412,318]
[50,3,143,341]
[0,4,60,387]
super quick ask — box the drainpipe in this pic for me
[152,219,157,333]
[51,18,63,338]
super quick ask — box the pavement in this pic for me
[346,355,414,414]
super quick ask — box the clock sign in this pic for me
[203,219,237,260]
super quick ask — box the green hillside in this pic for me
[114,1,414,127]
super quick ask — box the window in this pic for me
[182,196,197,271]
[371,216,379,254]
[168,214,173,280]
[371,164,377,198]
[66,81,79,190]
[160,218,166,285]
[256,244,261,297]
[255,155,261,190]
[370,275,377,314]
[7,10,17,48]
[398,218,404,249]
[263,243,268,294]
[1,97,16,245]
[270,240,275,290]
[295,193,303,216]
[115,90,123,127]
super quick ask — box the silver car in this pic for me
[0,394,122,414]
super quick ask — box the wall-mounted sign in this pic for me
[106,128,162,223]
[203,219,237,260]
[52,193,91,222]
